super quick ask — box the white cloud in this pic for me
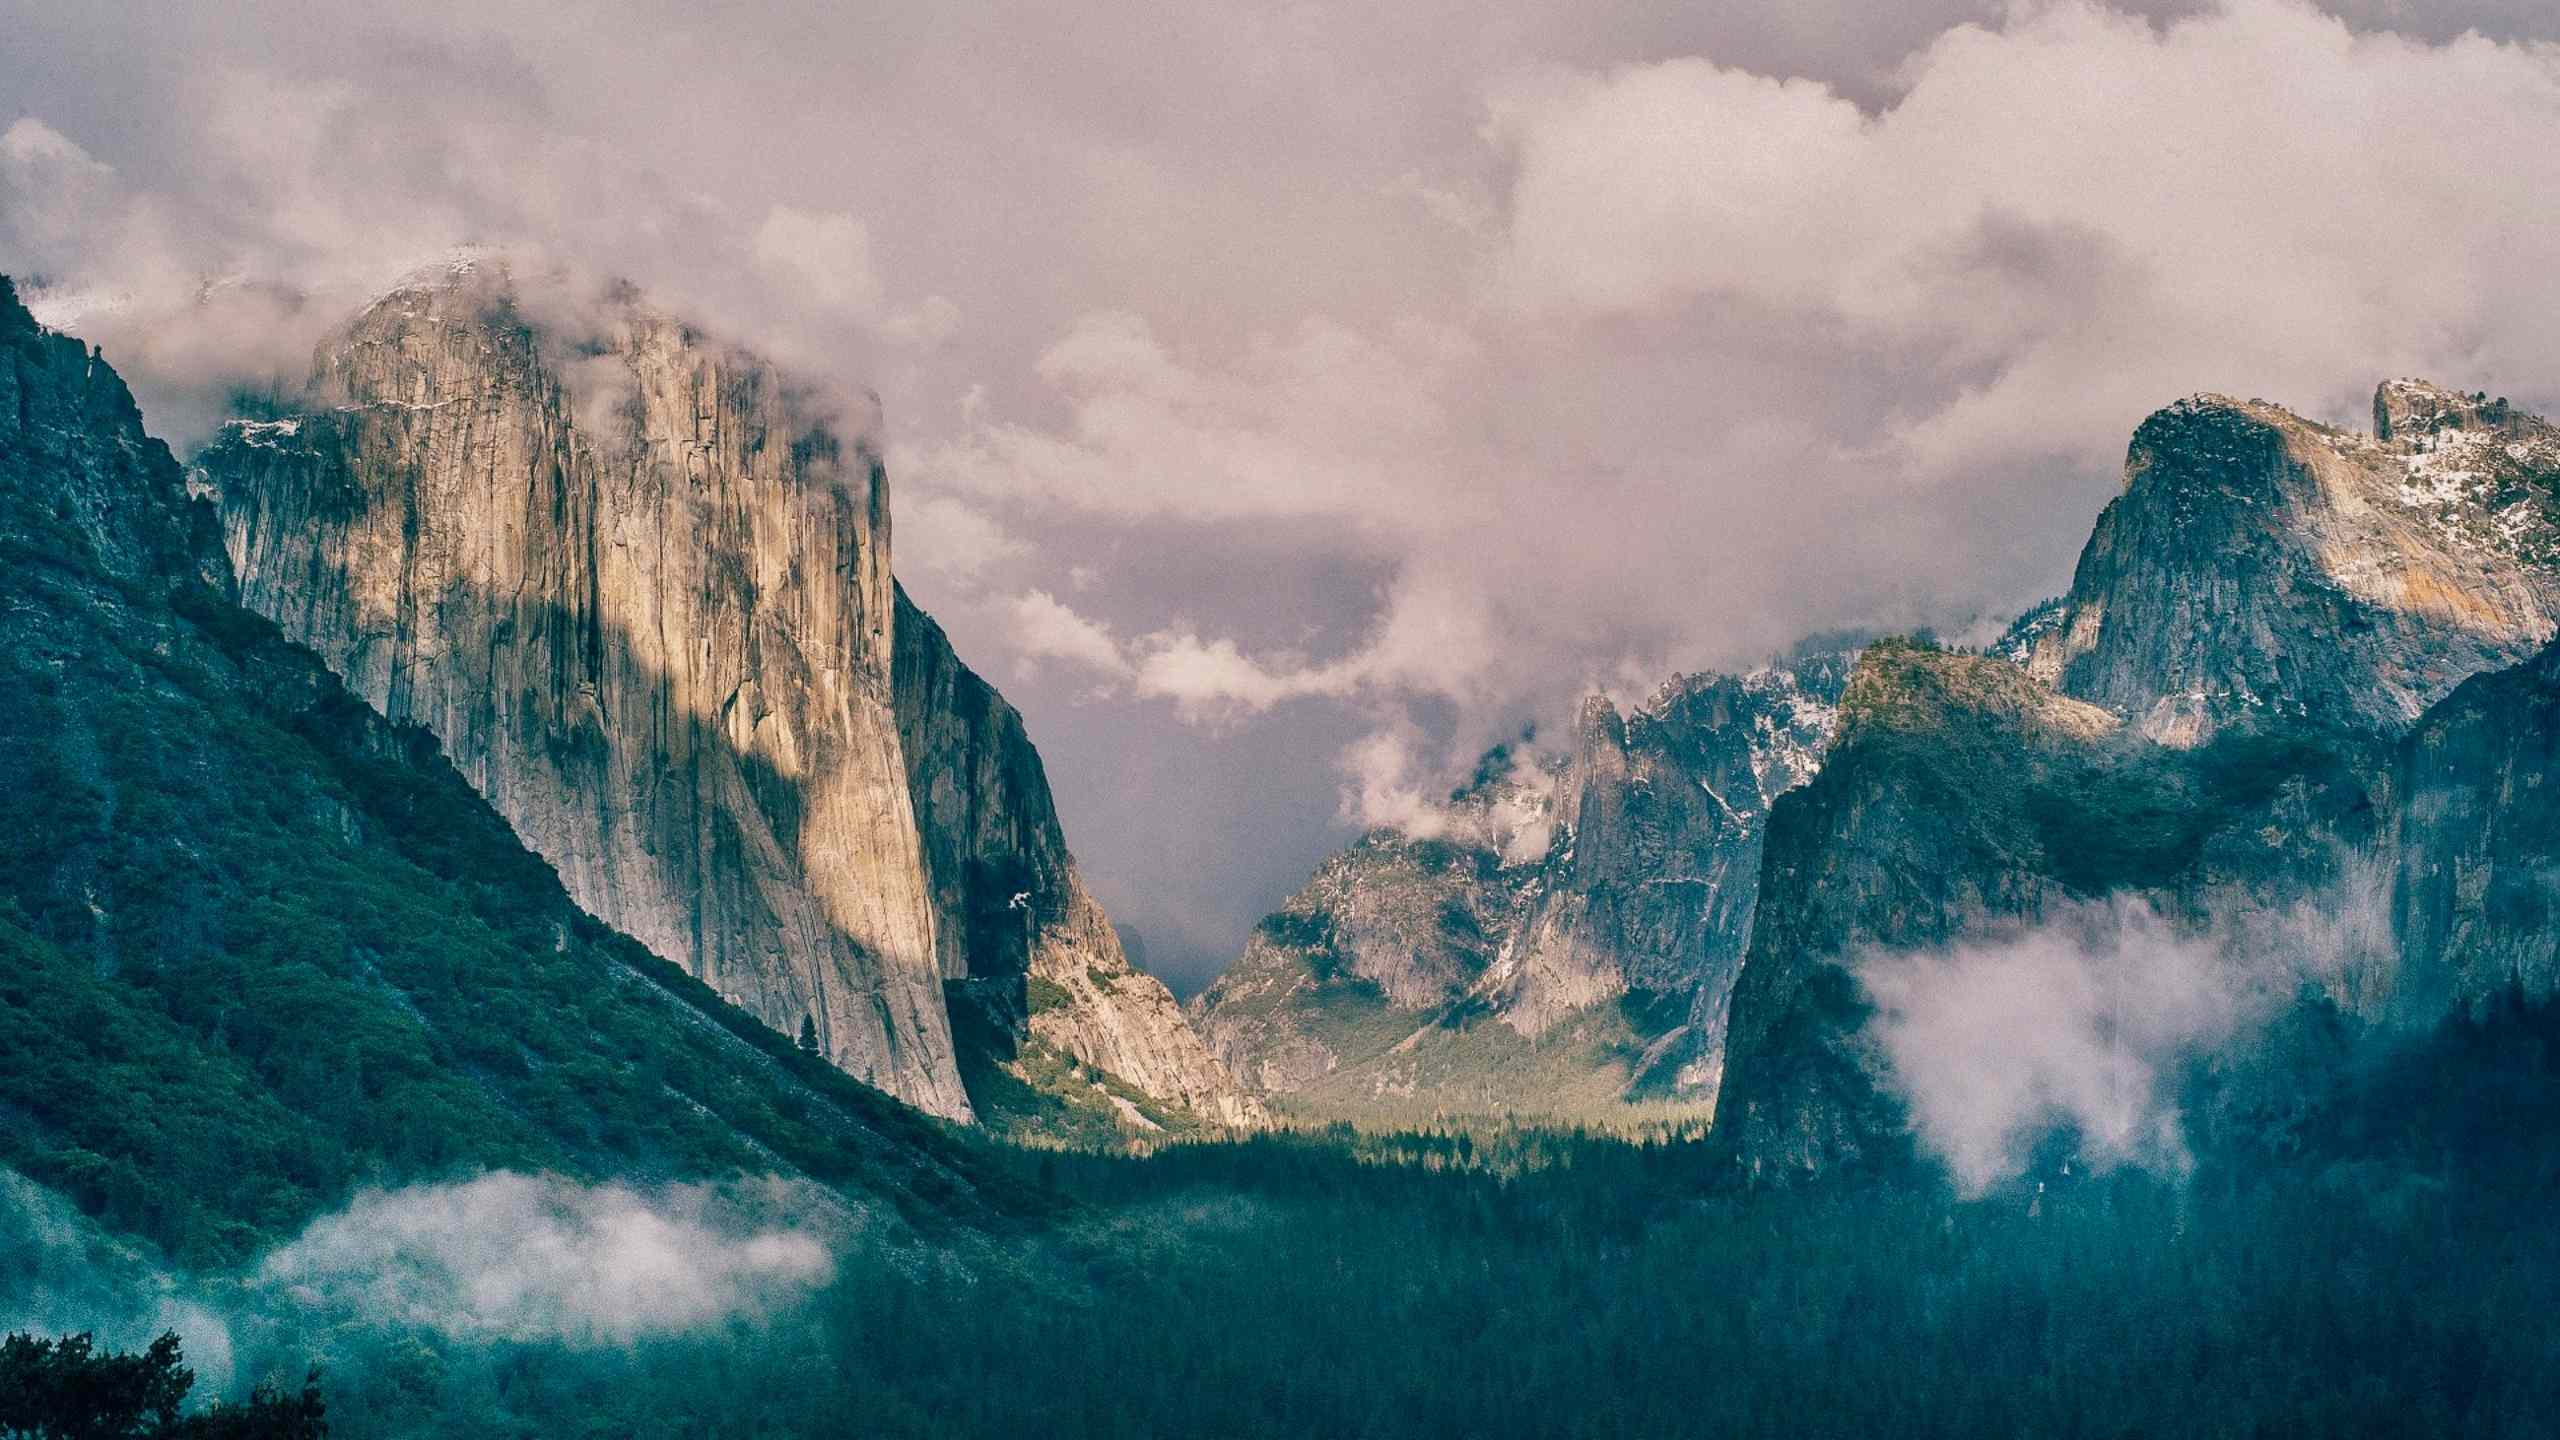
[1005,590,1136,678]
[1130,631,1359,716]
[1337,727,1461,838]
[913,310,1470,526]
[1857,900,2259,1195]
[752,204,884,318]
[255,1174,836,1346]
[898,494,1031,581]
[1487,0,2560,476]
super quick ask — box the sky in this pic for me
[7,0,2560,992]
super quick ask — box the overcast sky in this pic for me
[8,0,2560,991]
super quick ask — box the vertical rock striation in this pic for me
[2390,638,2560,1020]
[0,276,1014,1250]
[204,257,966,1117]
[198,254,1253,1130]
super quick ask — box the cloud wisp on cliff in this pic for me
[6,0,2559,986]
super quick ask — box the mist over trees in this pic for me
[46,989,2560,1440]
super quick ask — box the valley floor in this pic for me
[67,989,2560,1440]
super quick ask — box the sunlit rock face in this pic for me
[197,256,1254,1130]
[2010,382,2560,745]
[1190,646,1855,1123]
[199,256,968,1117]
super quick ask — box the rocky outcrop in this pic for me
[2013,382,2560,744]
[2390,638,2560,1021]
[894,588,1261,1127]
[1188,762,1550,1109]
[1715,641,2396,1178]
[1488,656,1849,1102]
[196,255,1253,1131]
[1191,646,1854,1123]
[1723,380,2560,1178]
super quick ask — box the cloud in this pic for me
[1855,899,2261,1195]
[753,205,960,347]
[900,495,1032,581]
[999,589,1380,717]
[753,205,884,318]
[1486,0,2560,475]
[0,1167,849,1417]
[9,0,2559,984]
[253,1174,837,1347]
[0,1168,239,1393]
[1006,590,1135,678]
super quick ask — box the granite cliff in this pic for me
[1723,381,2560,1179]
[196,256,1250,1131]
[0,276,1019,1261]
[2010,381,2560,743]
[895,589,1262,1130]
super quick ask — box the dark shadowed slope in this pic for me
[0,277,1030,1266]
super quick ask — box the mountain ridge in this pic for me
[2012,379,2560,743]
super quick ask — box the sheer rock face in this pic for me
[197,257,1253,1130]
[0,279,220,596]
[2014,382,2560,745]
[198,259,965,1114]
[2391,639,2560,1021]
[1723,620,2560,1182]
[1714,641,2401,1178]
[1191,649,1853,1119]
[893,589,1262,1126]
[1717,644,2135,1176]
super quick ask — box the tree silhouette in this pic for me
[0,1332,324,1440]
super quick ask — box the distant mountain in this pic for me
[0,276,1027,1264]
[193,255,1255,1137]
[1723,381,2560,1179]
[1190,645,1855,1124]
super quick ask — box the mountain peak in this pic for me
[2015,380,2560,743]
[2375,377,2518,443]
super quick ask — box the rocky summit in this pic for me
[1722,382,2560,1181]
[1191,644,1855,1124]
[2008,380,2560,744]
[194,255,1252,1133]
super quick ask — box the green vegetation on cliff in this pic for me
[0,279,1026,1267]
